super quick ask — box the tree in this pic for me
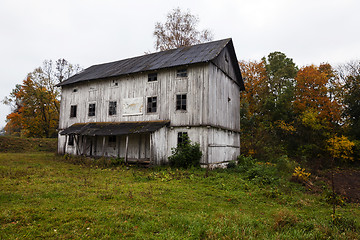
[153,7,213,51]
[3,59,81,137]
[294,64,342,123]
[338,60,360,139]
[262,52,298,123]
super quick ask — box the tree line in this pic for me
[240,53,360,165]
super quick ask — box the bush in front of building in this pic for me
[168,136,202,168]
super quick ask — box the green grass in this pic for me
[1,153,359,239]
[0,136,57,153]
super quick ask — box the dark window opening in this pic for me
[112,80,118,86]
[70,105,77,118]
[177,68,187,78]
[73,88,78,92]
[108,135,116,146]
[178,132,188,146]
[68,135,74,146]
[88,103,96,116]
[148,73,157,82]
[109,101,117,116]
[176,94,187,111]
[147,96,157,113]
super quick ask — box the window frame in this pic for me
[176,94,187,111]
[70,105,77,118]
[148,73,158,82]
[176,68,188,78]
[108,101,117,116]
[147,96,157,113]
[88,103,96,117]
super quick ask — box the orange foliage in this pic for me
[294,64,341,123]
[239,60,268,115]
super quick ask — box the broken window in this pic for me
[68,134,74,146]
[148,73,157,82]
[88,103,96,116]
[147,96,157,113]
[176,94,187,111]
[70,105,77,118]
[178,132,188,146]
[176,68,187,78]
[109,101,117,116]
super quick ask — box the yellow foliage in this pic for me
[300,109,324,130]
[327,135,355,161]
[275,120,296,133]
[292,166,311,182]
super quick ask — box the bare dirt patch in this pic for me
[325,169,360,203]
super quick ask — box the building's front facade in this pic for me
[57,38,245,166]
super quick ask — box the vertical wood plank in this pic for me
[63,135,68,154]
[117,135,121,158]
[125,135,129,164]
[102,136,106,156]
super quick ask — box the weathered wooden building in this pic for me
[57,38,245,166]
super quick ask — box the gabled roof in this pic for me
[58,38,244,89]
[60,120,170,136]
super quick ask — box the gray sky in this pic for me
[1,0,359,129]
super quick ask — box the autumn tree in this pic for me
[239,60,268,157]
[3,59,81,137]
[292,64,343,163]
[153,7,213,51]
[294,64,342,123]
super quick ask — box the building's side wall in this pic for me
[207,63,241,131]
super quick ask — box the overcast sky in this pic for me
[1,0,359,129]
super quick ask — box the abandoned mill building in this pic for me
[57,38,245,166]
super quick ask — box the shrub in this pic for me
[168,136,202,168]
[292,166,311,182]
[237,155,256,171]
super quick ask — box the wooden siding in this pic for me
[59,64,211,130]
[207,63,241,131]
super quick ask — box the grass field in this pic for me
[1,152,359,239]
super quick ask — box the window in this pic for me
[176,94,187,111]
[70,105,77,118]
[109,101,117,116]
[73,88,78,92]
[148,73,157,82]
[68,134,74,146]
[112,80,118,87]
[88,103,96,116]
[176,68,187,78]
[108,135,116,146]
[147,96,157,113]
[178,132,188,146]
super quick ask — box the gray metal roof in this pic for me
[57,38,235,87]
[60,120,170,136]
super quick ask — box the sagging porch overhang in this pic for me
[60,120,170,136]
